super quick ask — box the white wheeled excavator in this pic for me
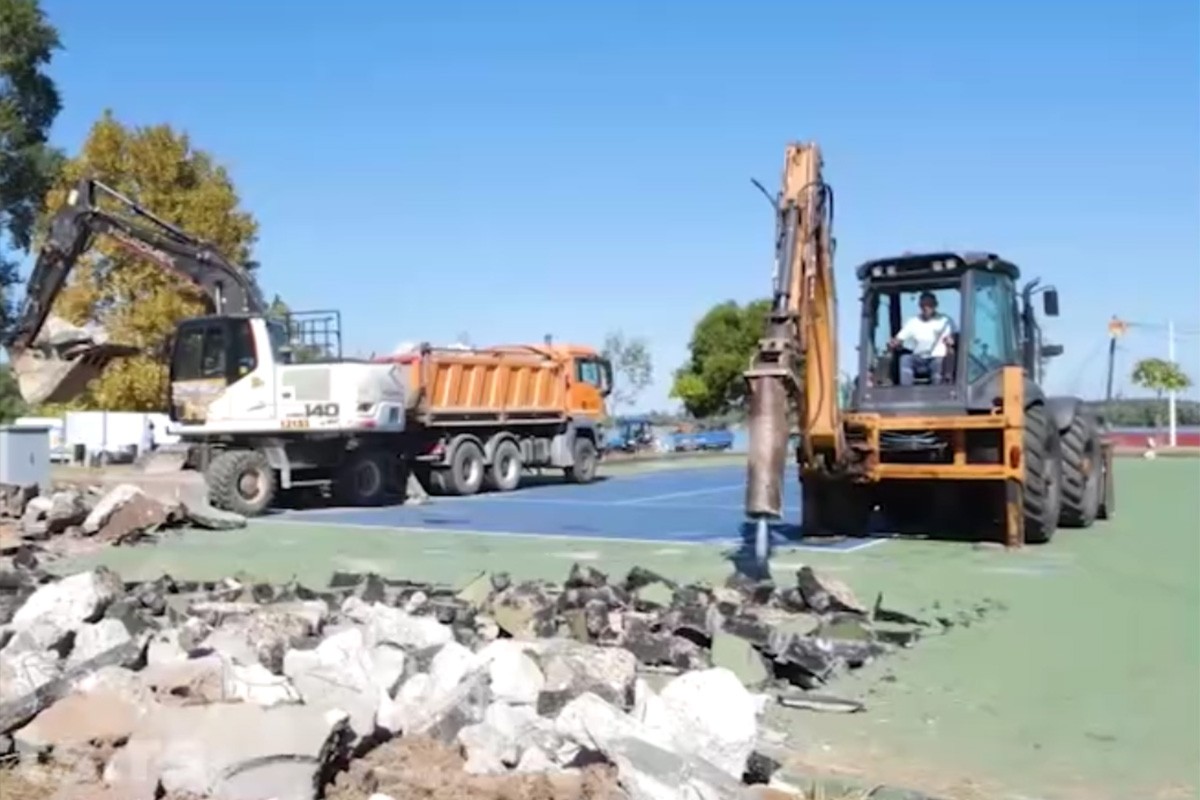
[3,178,408,515]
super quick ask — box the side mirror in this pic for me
[1042,289,1060,317]
[1042,344,1064,358]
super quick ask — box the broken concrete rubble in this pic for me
[0,480,247,556]
[0,561,940,800]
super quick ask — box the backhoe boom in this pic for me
[744,143,844,521]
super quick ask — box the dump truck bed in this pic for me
[381,346,570,425]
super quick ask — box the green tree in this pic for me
[0,363,26,422]
[0,0,64,333]
[670,299,770,418]
[39,111,259,410]
[1130,357,1193,430]
[601,330,653,411]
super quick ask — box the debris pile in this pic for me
[0,480,246,551]
[0,559,931,799]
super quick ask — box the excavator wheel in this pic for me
[335,450,394,507]
[1021,403,1063,544]
[801,478,873,538]
[1059,413,1102,528]
[206,449,276,517]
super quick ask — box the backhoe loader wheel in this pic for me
[335,450,393,507]
[207,449,276,517]
[1059,414,1102,528]
[1022,404,1063,544]
[565,437,599,484]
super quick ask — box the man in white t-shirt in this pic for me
[888,291,955,385]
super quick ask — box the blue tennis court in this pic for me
[274,463,885,554]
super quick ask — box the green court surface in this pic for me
[63,457,1200,800]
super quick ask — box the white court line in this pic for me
[613,483,744,506]
[254,516,888,554]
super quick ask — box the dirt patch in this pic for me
[326,736,624,800]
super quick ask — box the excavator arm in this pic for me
[3,178,265,405]
[744,142,844,523]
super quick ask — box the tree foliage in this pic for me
[1130,357,1193,429]
[0,363,26,422]
[601,330,653,410]
[0,0,63,332]
[41,111,258,410]
[670,299,769,418]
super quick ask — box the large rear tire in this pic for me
[1059,414,1101,528]
[565,437,599,484]
[1022,403,1063,544]
[207,449,276,517]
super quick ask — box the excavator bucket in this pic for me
[7,316,139,406]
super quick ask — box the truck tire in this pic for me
[335,450,393,507]
[1022,403,1063,544]
[1059,414,1101,528]
[207,449,276,517]
[565,437,599,484]
[486,440,523,492]
[447,439,485,496]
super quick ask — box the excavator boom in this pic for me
[3,179,264,405]
[744,143,843,522]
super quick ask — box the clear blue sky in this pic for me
[38,0,1200,409]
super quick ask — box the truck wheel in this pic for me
[565,437,599,484]
[335,450,393,507]
[1022,403,1063,544]
[447,440,485,496]
[207,449,276,517]
[486,440,523,492]
[1059,414,1101,528]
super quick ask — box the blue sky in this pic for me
[37,0,1200,409]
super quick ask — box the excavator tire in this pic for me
[1059,413,1102,528]
[1022,403,1063,544]
[206,449,276,517]
[335,450,393,507]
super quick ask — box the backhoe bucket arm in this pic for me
[744,143,843,519]
[3,179,264,406]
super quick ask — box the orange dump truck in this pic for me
[377,342,613,495]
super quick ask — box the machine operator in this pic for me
[888,291,955,385]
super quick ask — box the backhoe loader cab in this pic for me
[852,252,1060,415]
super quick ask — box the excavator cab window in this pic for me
[967,270,1019,381]
[865,285,961,387]
[170,317,258,384]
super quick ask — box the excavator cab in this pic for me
[851,252,1060,417]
